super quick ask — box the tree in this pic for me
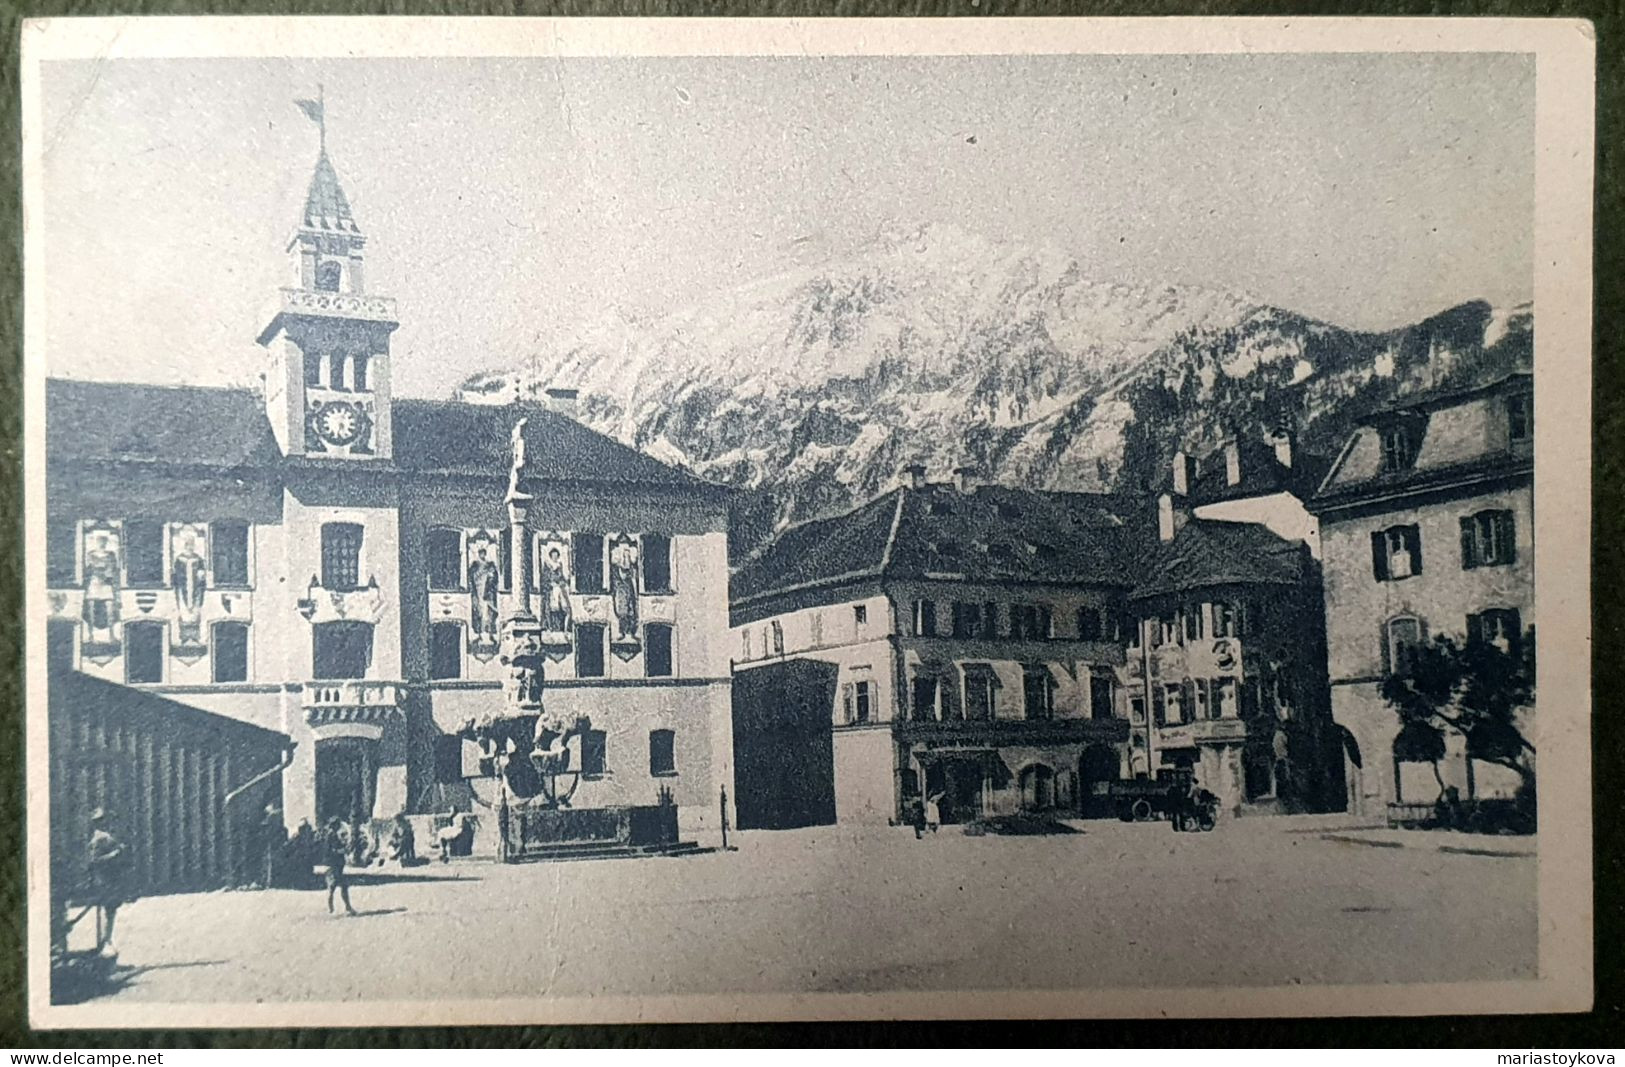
[1380,626,1536,806]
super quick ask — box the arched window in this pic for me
[315,259,343,292]
[1383,616,1425,677]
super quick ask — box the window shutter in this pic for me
[1466,613,1481,646]
[1499,511,1517,564]
[1460,516,1477,570]
[1506,609,1523,657]
[1371,531,1389,581]
[1408,525,1423,575]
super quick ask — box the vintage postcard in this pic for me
[20,17,1594,1027]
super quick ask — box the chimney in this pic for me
[1172,450,1191,496]
[543,387,580,419]
[953,465,981,495]
[1224,439,1241,487]
[1157,492,1187,543]
[901,463,928,490]
[1271,430,1294,469]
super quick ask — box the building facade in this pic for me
[45,145,735,840]
[1310,371,1535,815]
[1123,438,1344,815]
[730,468,1137,828]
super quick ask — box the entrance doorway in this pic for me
[924,757,985,824]
[1019,764,1056,811]
[315,739,373,826]
[1077,745,1120,819]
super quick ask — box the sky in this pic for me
[38,52,1535,399]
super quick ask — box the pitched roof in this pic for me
[1129,518,1307,600]
[1312,371,1533,509]
[730,488,903,601]
[1370,367,1532,419]
[50,667,293,750]
[46,378,282,471]
[392,399,718,490]
[731,482,1139,606]
[1186,441,1331,506]
[46,380,717,492]
[303,150,359,233]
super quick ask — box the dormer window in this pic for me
[315,259,343,292]
[1380,423,1418,473]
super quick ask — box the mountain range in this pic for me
[458,223,1532,558]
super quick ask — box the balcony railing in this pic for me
[277,287,398,325]
[1155,717,1248,747]
[302,680,405,728]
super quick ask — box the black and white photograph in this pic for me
[20,17,1594,1027]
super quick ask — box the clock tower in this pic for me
[258,144,399,461]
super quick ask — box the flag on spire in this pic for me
[295,86,327,151]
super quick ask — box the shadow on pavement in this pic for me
[52,956,226,1006]
[347,871,483,886]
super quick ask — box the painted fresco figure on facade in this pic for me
[538,543,572,634]
[170,525,208,647]
[609,536,639,641]
[80,526,121,646]
[468,543,500,644]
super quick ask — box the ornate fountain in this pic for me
[466,419,686,863]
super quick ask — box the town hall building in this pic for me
[44,141,736,844]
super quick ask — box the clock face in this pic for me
[316,402,361,445]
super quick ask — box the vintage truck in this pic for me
[1109,774,1219,832]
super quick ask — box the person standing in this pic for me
[322,817,357,917]
[258,804,285,889]
[86,808,131,953]
[385,813,416,867]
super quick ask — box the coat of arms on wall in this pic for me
[535,531,573,661]
[80,520,122,664]
[169,522,209,662]
[466,528,501,661]
[608,533,642,661]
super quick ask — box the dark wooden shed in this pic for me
[48,669,294,904]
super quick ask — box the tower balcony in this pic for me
[276,287,398,325]
[302,680,405,739]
